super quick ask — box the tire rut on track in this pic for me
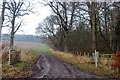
[33,54,100,78]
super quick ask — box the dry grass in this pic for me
[52,50,92,64]
[100,58,114,66]
[52,49,114,77]
[2,49,39,78]
[20,50,35,62]
[2,40,51,78]
[2,41,42,78]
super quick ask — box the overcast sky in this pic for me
[1,0,52,35]
[1,0,119,35]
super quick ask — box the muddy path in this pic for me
[33,54,101,78]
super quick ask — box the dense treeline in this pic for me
[36,2,120,54]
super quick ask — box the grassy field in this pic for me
[2,41,51,78]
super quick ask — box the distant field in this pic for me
[3,41,44,49]
[3,41,51,54]
[14,41,44,49]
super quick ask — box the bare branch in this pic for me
[14,20,23,34]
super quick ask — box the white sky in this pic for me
[1,0,119,35]
[1,0,52,35]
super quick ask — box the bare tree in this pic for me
[5,0,32,49]
[48,2,78,52]
[0,0,6,43]
[37,1,120,54]
[36,15,62,50]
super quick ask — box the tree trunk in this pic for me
[115,10,120,52]
[92,12,97,51]
[10,13,15,49]
[0,14,2,45]
[104,2,108,39]
[64,31,69,53]
[87,2,97,52]
[10,32,14,49]
[93,2,97,52]
[60,28,64,51]
[0,14,2,55]
[0,1,5,43]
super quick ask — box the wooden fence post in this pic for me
[93,50,99,67]
[84,52,86,56]
[87,52,90,57]
[8,49,20,65]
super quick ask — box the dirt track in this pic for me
[33,54,100,78]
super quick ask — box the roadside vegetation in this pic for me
[2,42,51,78]
[2,49,39,78]
[51,49,115,77]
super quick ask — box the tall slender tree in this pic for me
[5,0,32,49]
[86,2,98,52]
[0,0,6,43]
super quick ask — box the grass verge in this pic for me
[51,50,114,77]
[2,44,51,78]
[2,49,39,78]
